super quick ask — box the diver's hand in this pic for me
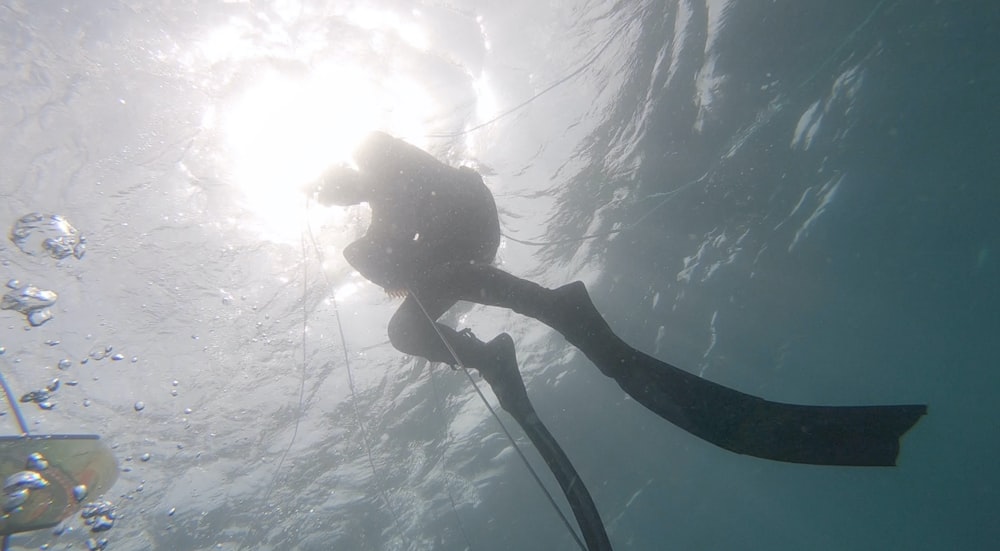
[307,165,368,206]
[300,169,329,198]
[384,288,408,299]
[299,165,345,201]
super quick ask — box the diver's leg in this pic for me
[417,262,926,466]
[386,291,514,367]
[387,294,457,363]
[387,288,530,411]
[344,237,396,289]
[391,294,613,549]
[413,263,607,350]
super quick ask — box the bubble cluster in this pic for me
[88,345,114,361]
[9,212,86,260]
[18,378,61,410]
[26,452,49,471]
[2,455,51,514]
[2,213,124,548]
[85,536,109,550]
[3,213,88,327]
[81,500,116,533]
[1,282,58,327]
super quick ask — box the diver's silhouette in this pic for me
[311,132,926,468]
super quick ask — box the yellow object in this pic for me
[0,435,118,535]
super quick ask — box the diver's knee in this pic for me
[387,326,414,355]
[343,240,365,267]
[386,312,406,348]
[387,310,421,354]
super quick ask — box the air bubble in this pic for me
[90,515,114,532]
[1,284,58,326]
[0,285,56,313]
[89,346,113,361]
[3,488,29,512]
[27,308,53,326]
[4,470,49,491]
[26,452,48,471]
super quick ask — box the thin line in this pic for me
[0,366,30,435]
[795,0,889,93]
[303,201,404,537]
[236,232,312,550]
[426,16,635,140]
[255,235,311,499]
[489,1,891,250]
[333,287,404,529]
[428,367,476,550]
[407,290,587,551]
[501,170,709,247]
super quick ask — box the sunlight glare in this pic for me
[223,60,441,244]
[347,6,430,51]
[223,65,377,242]
[209,11,447,244]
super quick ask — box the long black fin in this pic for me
[550,282,927,467]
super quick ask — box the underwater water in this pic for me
[0,0,997,549]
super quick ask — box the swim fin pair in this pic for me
[423,264,927,466]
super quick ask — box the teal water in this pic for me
[0,1,996,549]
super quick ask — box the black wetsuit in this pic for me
[327,132,502,363]
[318,132,926,468]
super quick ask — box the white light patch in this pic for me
[346,7,430,51]
[222,65,377,242]
[195,13,444,244]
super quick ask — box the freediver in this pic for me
[308,131,926,468]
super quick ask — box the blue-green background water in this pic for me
[0,1,997,549]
